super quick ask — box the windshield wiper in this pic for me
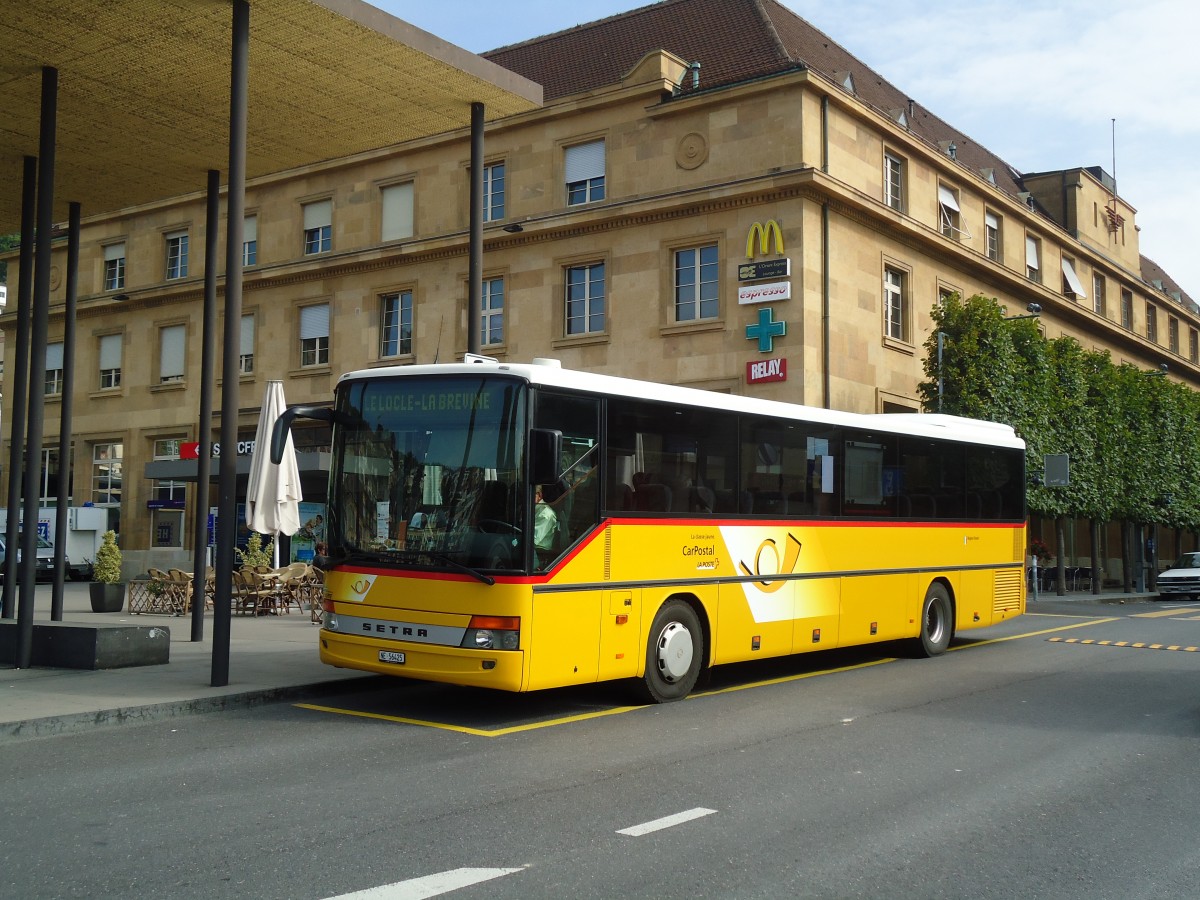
[428,552,495,586]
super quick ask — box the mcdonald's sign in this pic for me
[745,219,784,259]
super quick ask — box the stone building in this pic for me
[2,0,1194,571]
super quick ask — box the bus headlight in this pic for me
[460,615,520,650]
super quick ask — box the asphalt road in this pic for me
[4,597,1200,899]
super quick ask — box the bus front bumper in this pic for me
[319,629,526,691]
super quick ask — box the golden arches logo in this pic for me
[738,533,802,592]
[745,219,784,259]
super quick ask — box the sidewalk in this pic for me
[0,581,371,741]
[0,580,1166,742]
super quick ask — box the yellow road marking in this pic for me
[295,701,645,736]
[297,618,1113,733]
[1048,638,1200,652]
[1132,608,1200,618]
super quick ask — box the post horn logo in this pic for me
[738,533,802,593]
[349,574,376,600]
[746,219,785,259]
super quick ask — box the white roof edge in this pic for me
[337,361,1025,450]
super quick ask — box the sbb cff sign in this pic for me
[746,357,787,384]
[178,441,256,459]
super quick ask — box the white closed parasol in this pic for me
[245,381,302,566]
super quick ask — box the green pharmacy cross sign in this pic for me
[746,307,786,352]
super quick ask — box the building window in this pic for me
[483,162,505,222]
[1169,316,1180,354]
[300,303,330,367]
[1146,303,1158,343]
[303,199,332,255]
[99,333,122,389]
[381,183,414,242]
[243,215,257,267]
[1092,273,1106,317]
[92,442,123,506]
[240,314,255,375]
[165,230,188,280]
[1025,236,1041,283]
[565,262,606,335]
[103,242,125,291]
[159,324,185,383]
[45,341,64,396]
[1061,257,1086,302]
[884,266,907,342]
[884,151,905,212]
[984,211,1001,262]
[1121,288,1134,330]
[565,139,605,205]
[938,185,963,240]
[481,278,504,347]
[674,244,719,322]
[1190,328,1198,363]
[379,291,413,358]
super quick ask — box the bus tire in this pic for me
[637,599,703,703]
[914,582,953,657]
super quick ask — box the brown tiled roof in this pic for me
[1141,255,1197,311]
[483,0,1024,197]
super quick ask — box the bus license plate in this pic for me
[378,650,406,664]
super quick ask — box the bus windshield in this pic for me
[328,374,527,577]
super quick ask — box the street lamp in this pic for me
[1004,302,1041,321]
[1143,363,1168,377]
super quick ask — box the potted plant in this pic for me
[89,530,126,612]
[235,531,274,569]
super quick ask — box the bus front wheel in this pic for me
[915,582,953,657]
[637,599,703,703]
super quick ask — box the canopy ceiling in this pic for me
[0,0,542,232]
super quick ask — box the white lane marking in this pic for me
[617,807,717,836]
[325,867,525,899]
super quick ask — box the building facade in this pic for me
[2,0,1195,571]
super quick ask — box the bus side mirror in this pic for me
[530,428,562,486]
[271,405,336,463]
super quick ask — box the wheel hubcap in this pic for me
[656,621,694,682]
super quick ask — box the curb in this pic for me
[0,675,381,743]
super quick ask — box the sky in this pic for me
[376,0,1200,298]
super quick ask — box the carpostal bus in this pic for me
[274,356,1026,702]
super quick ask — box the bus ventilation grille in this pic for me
[1013,527,1025,562]
[993,568,1023,613]
[604,525,612,581]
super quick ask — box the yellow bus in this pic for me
[275,357,1025,702]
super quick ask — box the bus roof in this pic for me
[338,358,1024,450]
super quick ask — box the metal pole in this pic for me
[16,66,58,668]
[213,0,248,686]
[2,157,36,622]
[191,170,220,642]
[51,201,79,620]
[467,101,484,356]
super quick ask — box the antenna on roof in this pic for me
[1104,118,1124,234]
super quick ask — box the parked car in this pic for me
[1156,552,1200,600]
[0,532,56,582]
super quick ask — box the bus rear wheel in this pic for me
[914,582,953,657]
[637,599,703,703]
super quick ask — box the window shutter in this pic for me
[240,314,255,355]
[564,140,605,184]
[937,185,960,212]
[104,242,125,261]
[99,333,122,369]
[985,212,999,231]
[1061,259,1087,298]
[303,199,331,231]
[243,216,257,242]
[300,304,330,339]
[1025,236,1039,270]
[160,325,185,379]
[381,183,414,241]
[46,341,64,370]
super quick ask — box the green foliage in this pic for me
[0,232,19,282]
[93,530,122,584]
[920,293,1197,528]
[236,531,274,568]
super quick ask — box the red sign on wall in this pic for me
[179,442,200,460]
[746,357,787,384]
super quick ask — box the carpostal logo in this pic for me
[738,533,802,593]
[718,528,804,625]
[745,219,785,259]
[347,573,376,602]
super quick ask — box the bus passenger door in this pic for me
[527,589,601,690]
[597,589,640,681]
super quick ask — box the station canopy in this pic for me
[0,0,542,233]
